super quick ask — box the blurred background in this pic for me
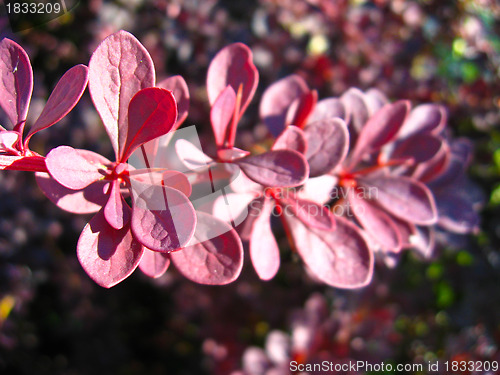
[0,1,499,374]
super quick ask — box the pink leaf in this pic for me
[303,118,349,177]
[104,179,130,230]
[46,146,108,190]
[272,126,307,154]
[121,87,177,161]
[277,193,335,231]
[284,90,317,128]
[139,249,170,278]
[210,85,236,148]
[398,104,447,139]
[131,184,196,252]
[25,65,89,144]
[359,175,438,225]
[412,141,450,183]
[0,38,33,128]
[340,88,370,134]
[308,97,346,123]
[235,150,308,188]
[347,189,402,252]
[364,88,389,114]
[36,172,109,214]
[287,215,374,288]
[250,198,280,280]
[206,43,258,118]
[88,30,155,159]
[349,100,410,166]
[260,74,309,137]
[77,210,144,288]
[157,75,190,130]
[170,212,243,285]
[391,133,443,164]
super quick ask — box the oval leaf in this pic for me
[358,175,438,225]
[250,198,280,280]
[210,85,236,148]
[77,210,144,288]
[139,249,170,278]
[121,87,177,161]
[235,150,308,188]
[304,118,349,177]
[272,126,307,154]
[170,212,243,285]
[88,30,155,159]
[349,100,410,167]
[260,74,310,137]
[0,38,33,128]
[348,189,402,252]
[36,172,109,214]
[277,193,335,231]
[206,43,258,118]
[157,75,190,130]
[104,179,130,230]
[287,215,374,288]
[308,97,346,123]
[46,146,108,190]
[131,184,197,252]
[398,104,447,139]
[25,64,89,143]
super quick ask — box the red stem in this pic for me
[0,154,48,173]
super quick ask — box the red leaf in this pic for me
[121,87,177,161]
[210,85,236,148]
[398,104,447,139]
[170,212,243,285]
[285,90,318,128]
[131,184,196,252]
[25,65,89,145]
[347,189,402,252]
[287,215,374,288]
[349,100,410,167]
[272,126,307,154]
[391,133,443,164]
[206,43,258,119]
[104,179,130,230]
[36,172,109,214]
[278,193,335,231]
[77,210,144,288]
[157,75,190,130]
[308,97,346,123]
[0,38,33,128]
[303,118,349,177]
[359,175,438,225]
[88,30,155,159]
[46,146,108,190]
[260,74,310,137]
[138,249,170,278]
[250,198,280,280]
[235,150,308,188]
